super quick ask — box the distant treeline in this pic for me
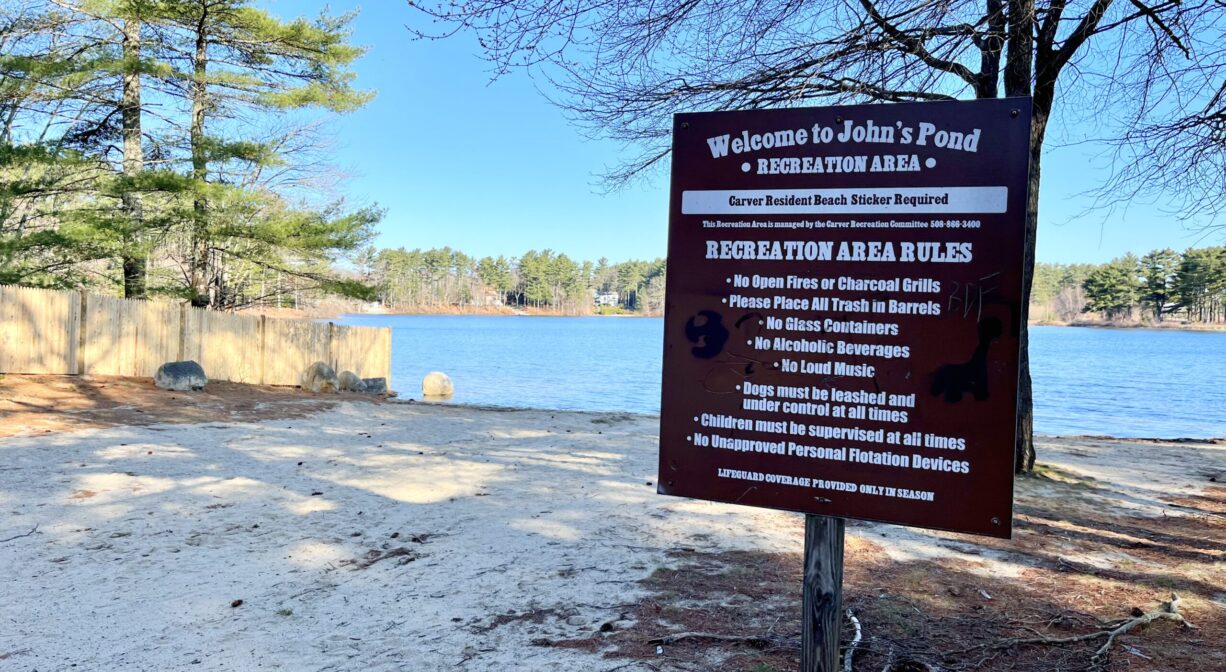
[1031,247,1226,324]
[357,247,666,315]
[360,245,1226,321]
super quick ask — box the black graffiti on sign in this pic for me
[685,311,729,359]
[930,317,1002,403]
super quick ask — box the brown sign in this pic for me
[658,98,1032,538]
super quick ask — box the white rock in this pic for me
[422,371,454,398]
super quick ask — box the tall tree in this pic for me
[2,1,379,308]
[1,0,170,297]
[410,0,1224,471]
[0,4,80,284]
[117,2,147,297]
[157,0,374,306]
[592,256,615,293]
[1082,253,1140,320]
[477,254,514,301]
[1139,248,1180,321]
[1174,246,1226,323]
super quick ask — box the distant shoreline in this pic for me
[360,310,659,319]
[1030,319,1226,332]
[250,305,663,320]
[340,312,1222,331]
[247,305,1223,330]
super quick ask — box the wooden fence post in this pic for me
[177,304,187,361]
[384,327,392,389]
[801,514,845,672]
[259,315,267,385]
[76,291,87,375]
[327,322,336,372]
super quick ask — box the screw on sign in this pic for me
[657,98,1033,671]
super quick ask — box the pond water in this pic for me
[336,315,1226,439]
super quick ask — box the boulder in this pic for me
[361,377,388,395]
[422,371,454,398]
[155,360,208,391]
[303,361,339,393]
[338,370,367,393]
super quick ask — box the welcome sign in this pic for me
[658,98,1032,538]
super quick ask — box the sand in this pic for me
[1,380,1222,671]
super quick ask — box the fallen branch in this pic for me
[988,593,1194,670]
[880,656,941,672]
[0,524,38,543]
[879,646,894,672]
[646,631,787,649]
[605,662,662,671]
[347,547,421,570]
[289,584,335,600]
[845,609,862,672]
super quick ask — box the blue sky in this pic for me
[265,1,1219,265]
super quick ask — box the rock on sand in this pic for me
[338,370,368,393]
[362,377,388,395]
[154,360,208,391]
[422,371,453,398]
[303,361,339,393]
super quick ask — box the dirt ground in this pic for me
[553,482,1226,672]
[0,374,379,438]
[0,375,1222,671]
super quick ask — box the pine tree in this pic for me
[1,1,170,295]
[476,255,514,302]
[153,0,375,306]
[1082,254,1141,321]
[1139,248,1180,322]
[2,2,379,308]
[1174,247,1226,323]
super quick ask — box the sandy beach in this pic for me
[1,376,1223,671]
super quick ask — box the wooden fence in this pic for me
[0,285,391,387]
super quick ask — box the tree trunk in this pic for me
[120,17,146,299]
[1014,82,1053,474]
[1004,0,1038,474]
[189,9,210,307]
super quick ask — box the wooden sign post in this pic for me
[802,515,845,671]
[657,98,1033,669]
